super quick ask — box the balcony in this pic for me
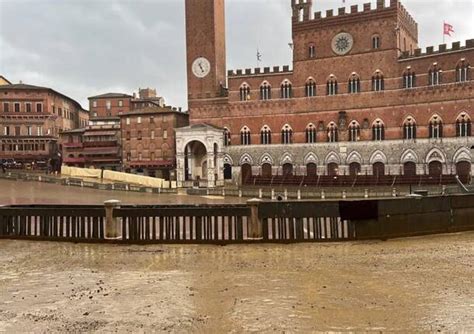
[83,141,118,148]
[62,142,83,149]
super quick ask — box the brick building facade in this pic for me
[60,117,122,169]
[176,0,473,188]
[88,88,166,118]
[0,83,88,164]
[121,106,189,179]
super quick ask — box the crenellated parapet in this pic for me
[399,39,474,60]
[292,0,399,25]
[397,2,418,41]
[228,65,293,78]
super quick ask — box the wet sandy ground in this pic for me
[0,179,244,206]
[0,233,473,332]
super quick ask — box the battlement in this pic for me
[399,39,474,60]
[293,0,399,25]
[397,2,416,30]
[227,66,293,78]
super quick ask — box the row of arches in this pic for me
[238,60,471,101]
[236,147,471,169]
[237,161,470,179]
[224,113,472,146]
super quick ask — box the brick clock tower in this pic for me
[185,0,226,108]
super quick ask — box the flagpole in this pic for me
[443,21,445,44]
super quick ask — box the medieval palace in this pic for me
[176,0,473,188]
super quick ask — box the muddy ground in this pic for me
[0,232,473,332]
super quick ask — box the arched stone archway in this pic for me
[184,140,207,181]
[175,124,225,188]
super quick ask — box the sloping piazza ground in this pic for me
[0,232,473,332]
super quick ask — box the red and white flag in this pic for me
[443,22,454,36]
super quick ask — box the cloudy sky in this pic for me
[0,0,472,110]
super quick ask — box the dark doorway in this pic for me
[456,161,470,180]
[428,161,443,176]
[262,163,272,178]
[327,163,338,176]
[349,162,361,177]
[306,163,317,177]
[241,164,252,183]
[224,163,232,180]
[373,162,385,177]
[282,163,293,177]
[403,162,417,177]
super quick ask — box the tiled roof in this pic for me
[88,93,133,99]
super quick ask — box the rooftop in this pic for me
[88,93,133,100]
[0,83,85,111]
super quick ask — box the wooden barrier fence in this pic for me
[1,194,474,244]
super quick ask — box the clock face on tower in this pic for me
[192,57,211,78]
[331,32,354,55]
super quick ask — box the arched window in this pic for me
[223,128,231,146]
[260,82,271,100]
[429,115,443,139]
[308,44,316,58]
[281,124,293,144]
[240,126,251,145]
[456,60,470,83]
[280,80,292,99]
[372,35,380,49]
[305,78,316,97]
[372,119,385,141]
[327,122,338,143]
[305,123,316,143]
[239,84,250,101]
[403,117,417,140]
[402,68,416,88]
[348,121,360,142]
[327,76,338,96]
[260,125,272,145]
[428,63,442,86]
[348,73,361,94]
[456,113,471,137]
[372,71,384,91]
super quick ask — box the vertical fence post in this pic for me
[104,200,122,239]
[247,199,263,239]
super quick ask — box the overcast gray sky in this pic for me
[0,0,472,110]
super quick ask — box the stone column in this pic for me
[104,200,122,239]
[247,199,263,239]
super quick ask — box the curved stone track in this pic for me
[0,232,473,332]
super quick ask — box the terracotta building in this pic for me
[60,117,122,169]
[0,83,88,164]
[88,93,132,118]
[88,88,166,118]
[120,106,189,179]
[176,0,473,188]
